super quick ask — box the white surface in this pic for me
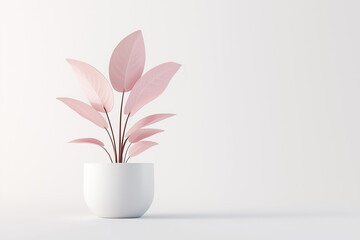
[84,163,154,218]
[1,0,360,237]
[1,207,360,240]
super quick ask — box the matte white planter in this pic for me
[84,163,154,218]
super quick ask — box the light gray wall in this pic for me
[1,0,359,214]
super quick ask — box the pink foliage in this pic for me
[128,128,164,143]
[57,97,108,128]
[124,62,181,116]
[58,30,180,162]
[66,59,114,112]
[109,30,145,92]
[69,138,105,147]
[129,141,158,157]
[126,113,175,137]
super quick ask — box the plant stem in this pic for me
[104,108,117,163]
[105,128,116,161]
[105,128,114,148]
[122,137,128,155]
[101,146,113,163]
[121,114,130,162]
[118,91,125,162]
[124,142,132,162]
[126,156,130,163]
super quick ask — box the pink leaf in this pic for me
[128,128,164,143]
[69,138,105,147]
[129,141,158,157]
[57,97,108,128]
[126,113,175,137]
[109,30,145,92]
[124,62,181,116]
[66,59,114,112]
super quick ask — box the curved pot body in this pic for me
[84,163,154,218]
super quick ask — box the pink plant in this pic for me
[58,30,180,163]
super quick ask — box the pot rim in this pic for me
[84,162,153,165]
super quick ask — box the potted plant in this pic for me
[57,30,181,218]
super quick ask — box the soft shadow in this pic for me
[142,212,358,220]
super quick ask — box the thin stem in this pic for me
[121,114,130,162]
[118,91,125,162]
[122,137,128,155]
[105,128,114,148]
[105,128,116,162]
[104,108,117,163]
[101,146,113,163]
[124,142,132,162]
[126,156,130,163]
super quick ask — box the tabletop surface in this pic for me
[1,206,360,240]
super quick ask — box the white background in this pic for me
[1,0,360,239]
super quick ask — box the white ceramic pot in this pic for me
[84,163,154,218]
